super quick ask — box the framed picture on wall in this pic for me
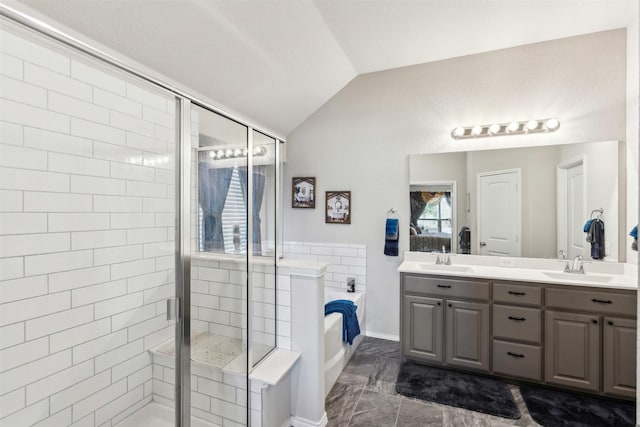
[292,177,316,208]
[325,191,351,224]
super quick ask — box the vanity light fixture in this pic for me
[451,118,560,139]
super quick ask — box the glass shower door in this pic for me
[0,18,181,427]
[248,130,278,369]
[189,104,250,425]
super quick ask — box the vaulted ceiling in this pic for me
[12,0,639,137]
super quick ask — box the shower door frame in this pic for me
[0,5,286,426]
[175,98,192,427]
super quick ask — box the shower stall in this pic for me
[0,9,283,427]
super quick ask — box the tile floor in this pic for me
[325,337,540,426]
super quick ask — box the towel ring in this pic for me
[590,208,603,219]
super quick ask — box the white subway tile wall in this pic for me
[0,27,177,427]
[187,241,366,355]
[150,350,246,426]
[283,241,367,292]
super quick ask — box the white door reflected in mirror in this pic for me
[477,169,521,257]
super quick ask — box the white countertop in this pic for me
[398,255,638,291]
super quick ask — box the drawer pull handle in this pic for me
[437,302,441,306]
[591,298,612,304]
[508,291,526,296]
[508,316,526,322]
[507,352,525,358]
[608,321,613,326]
[437,284,452,289]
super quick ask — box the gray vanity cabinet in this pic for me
[402,295,443,363]
[400,272,637,400]
[400,274,490,372]
[445,300,490,371]
[603,317,637,398]
[544,310,600,392]
[545,286,637,398]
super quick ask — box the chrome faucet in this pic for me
[564,255,585,274]
[559,250,566,260]
[435,251,443,264]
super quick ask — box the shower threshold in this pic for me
[114,401,216,427]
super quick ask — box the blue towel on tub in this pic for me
[325,299,360,345]
[384,218,399,256]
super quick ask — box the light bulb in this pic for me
[453,127,465,138]
[233,149,242,156]
[209,151,215,158]
[545,118,559,131]
[225,149,233,157]
[525,120,538,131]
[242,149,248,156]
[471,125,483,136]
[488,124,500,135]
[216,150,224,157]
[507,122,520,133]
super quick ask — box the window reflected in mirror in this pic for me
[410,183,458,254]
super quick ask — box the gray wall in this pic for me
[284,29,629,339]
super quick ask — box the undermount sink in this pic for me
[543,271,613,283]
[418,264,474,273]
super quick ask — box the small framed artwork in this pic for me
[292,177,316,208]
[325,191,351,224]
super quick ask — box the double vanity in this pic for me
[398,253,637,400]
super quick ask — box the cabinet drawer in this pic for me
[492,340,542,381]
[403,275,489,301]
[493,282,541,307]
[546,287,636,316]
[493,305,541,344]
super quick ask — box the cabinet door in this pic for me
[545,311,600,392]
[603,317,636,398]
[403,295,443,363]
[445,300,490,371]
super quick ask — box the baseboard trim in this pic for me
[365,331,399,341]
[291,413,328,427]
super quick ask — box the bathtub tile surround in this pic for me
[0,26,177,426]
[284,241,367,292]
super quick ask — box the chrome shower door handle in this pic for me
[166,297,179,321]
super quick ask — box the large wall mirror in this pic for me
[409,140,625,262]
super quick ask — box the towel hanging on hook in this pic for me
[384,209,399,256]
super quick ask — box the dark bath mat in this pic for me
[395,361,520,419]
[520,385,635,427]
